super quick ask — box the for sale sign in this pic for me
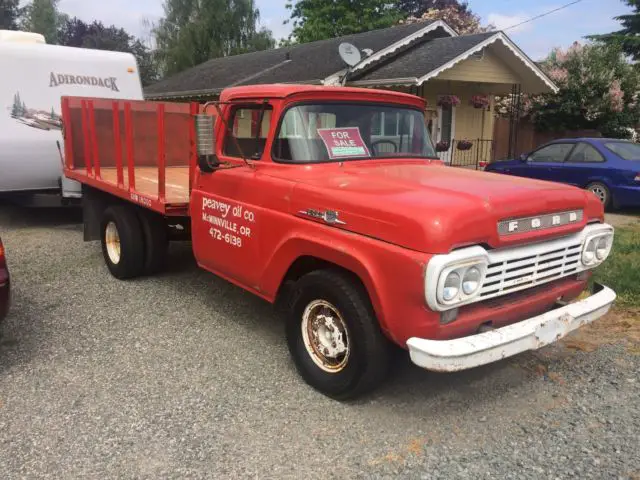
[317,127,371,159]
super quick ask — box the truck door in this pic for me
[191,103,273,288]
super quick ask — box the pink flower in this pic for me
[548,67,569,83]
[554,48,567,64]
[609,80,624,112]
[567,41,583,57]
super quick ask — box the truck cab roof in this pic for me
[219,83,426,108]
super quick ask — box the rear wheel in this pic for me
[100,205,145,279]
[285,269,391,400]
[137,210,168,275]
[586,182,612,210]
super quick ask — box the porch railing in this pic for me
[439,138,495,170]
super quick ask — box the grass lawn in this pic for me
[592,223,640,310]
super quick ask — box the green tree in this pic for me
[284,0,402,44]
[57,17,160,85]
[588,0,640,62]
[22,0,61,44]
[11,92,21,117]
[152,0,275,77]
[0,0,22,29]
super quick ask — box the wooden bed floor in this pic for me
[100,167,190,204]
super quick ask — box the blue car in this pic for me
[485,138,640,210]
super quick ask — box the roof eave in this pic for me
[349,77,419,87]
[350,20,458,73]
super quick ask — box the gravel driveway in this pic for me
[0,204,638,479]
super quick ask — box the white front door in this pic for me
[437,105,456,164]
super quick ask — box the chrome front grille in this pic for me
[424,222,614,312]
[479,242,582,299]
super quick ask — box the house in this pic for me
[144,20,557,167]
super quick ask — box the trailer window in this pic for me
[224,105,273,159]
[273,103,436,163]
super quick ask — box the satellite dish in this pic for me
[338,42,362,67]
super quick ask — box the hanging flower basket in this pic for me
[470,95,490,109]
[457,140,473,151]
[435,141,450,152]
[437,95,460,108]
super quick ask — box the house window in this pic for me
[440,104,453,144]
[371,112,399,136]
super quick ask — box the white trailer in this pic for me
[0,30,144,206]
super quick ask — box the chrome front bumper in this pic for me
[407,283,616,372]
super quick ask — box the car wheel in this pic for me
[586,182,611,210]
[100,205,145,279]
[285,269,391,400]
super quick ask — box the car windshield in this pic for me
[272,103,437,163]
[604,141,640,160]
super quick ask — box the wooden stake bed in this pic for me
[61,96,200,216]
[100,167,190,205]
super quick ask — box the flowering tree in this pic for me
[399,1,494,34]
[495,41,640,138]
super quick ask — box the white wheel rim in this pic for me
[105,221,121,265]
[590,185,607,204]
[301,299,350,373]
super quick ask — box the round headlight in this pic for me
[582,238,597,265]
[442,271,461,301]
[462,267,482,295]
[596,236,609,260]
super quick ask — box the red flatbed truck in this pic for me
[61,84,617,400]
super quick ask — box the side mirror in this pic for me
[195,114,219,173]
[519,153,528,162]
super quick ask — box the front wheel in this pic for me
[286,269,391,400]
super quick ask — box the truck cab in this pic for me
[63,84,616,400]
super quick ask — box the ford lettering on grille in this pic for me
[498,210,583,236]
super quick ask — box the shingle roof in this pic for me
[352,32,496,82]
[144,21,448,99]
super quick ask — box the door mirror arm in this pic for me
[198,154,220,173]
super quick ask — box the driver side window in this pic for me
[529,143,574,163]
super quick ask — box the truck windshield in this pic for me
[272,103,437,163]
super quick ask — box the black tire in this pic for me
[586,182,612,210]
[100,205,145,279]
[286,269,391,400]
[137,210,168,275]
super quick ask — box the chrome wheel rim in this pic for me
[301,300,350,373]
[105,221,121,265]
[590,185,607,204]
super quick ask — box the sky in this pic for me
[53,0,633,61]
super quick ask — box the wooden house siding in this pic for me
[435,49,521,84]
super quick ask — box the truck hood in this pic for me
[283,160,603,253]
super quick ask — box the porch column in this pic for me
[507,83,523,159]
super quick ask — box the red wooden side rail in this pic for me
[60,96,199,216]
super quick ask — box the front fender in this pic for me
[260,232,384,324]
[258,226,430,343]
